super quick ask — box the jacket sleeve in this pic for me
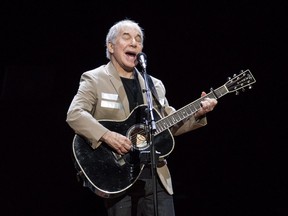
[66,69,109,149]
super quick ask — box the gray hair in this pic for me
[105,19,144,60]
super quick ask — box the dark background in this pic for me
[1,0,287,215]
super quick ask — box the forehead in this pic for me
[119,24,141,37]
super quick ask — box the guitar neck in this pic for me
[155,85,228,135]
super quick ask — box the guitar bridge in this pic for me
[112,152,126,166]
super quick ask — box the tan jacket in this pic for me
[66,62,207,195]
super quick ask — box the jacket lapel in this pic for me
[105,63,130,116]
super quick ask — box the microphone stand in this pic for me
[140,66,159,216]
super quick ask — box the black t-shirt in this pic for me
[121,77,144,111]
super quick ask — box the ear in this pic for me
[108,42,114,53]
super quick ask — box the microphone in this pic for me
[137,52,147,69]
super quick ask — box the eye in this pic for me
[122,33,131,40]
[135,36,142,43]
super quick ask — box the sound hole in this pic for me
[126,124,149,150]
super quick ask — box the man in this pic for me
[66,19,217,216]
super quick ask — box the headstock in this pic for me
[225,69,256,94]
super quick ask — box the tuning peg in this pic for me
[248,85,253,89]
[235,90,239,95]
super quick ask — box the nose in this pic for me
[130,38,137,46]
[131,36,142,47]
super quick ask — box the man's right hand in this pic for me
[101,131,132,155]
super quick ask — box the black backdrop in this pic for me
[1,1,287,215]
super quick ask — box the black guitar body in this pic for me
[73,105,175,198]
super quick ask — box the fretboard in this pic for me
[155,85,228,135]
